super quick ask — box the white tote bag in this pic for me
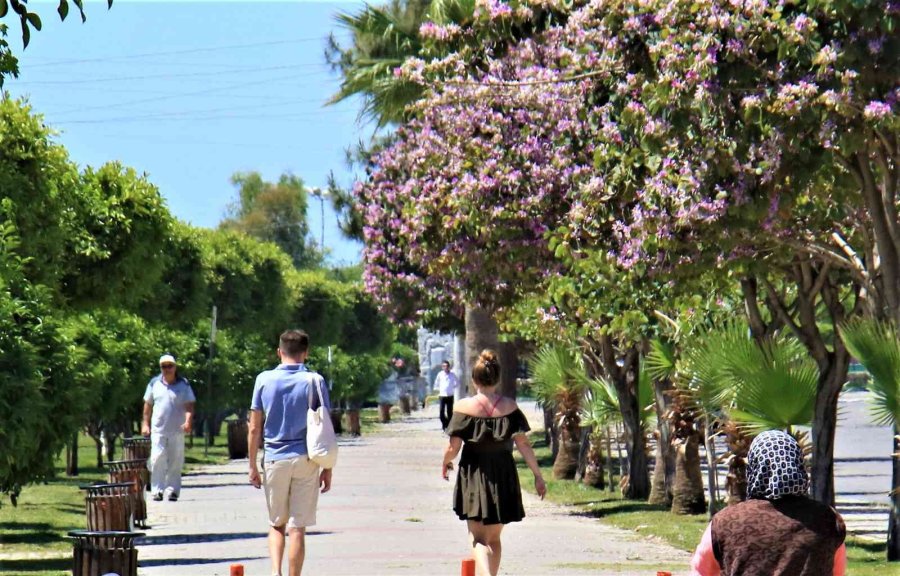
[307,375,338,468]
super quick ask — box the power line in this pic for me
[24,35,352,68]
[41,97,339,122]
[45,73,316,116]
[11,63,332,85]
[52,109,358,125]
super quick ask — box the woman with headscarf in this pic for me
[690,430,847,576]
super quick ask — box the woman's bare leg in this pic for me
[467,520,504,576]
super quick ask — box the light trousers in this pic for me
[149,432,185,495]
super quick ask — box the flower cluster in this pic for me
[357,0,898,323]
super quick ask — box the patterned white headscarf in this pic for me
[746,430,810,500]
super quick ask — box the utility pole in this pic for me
[205,305,217,456]
[310,187,327,251]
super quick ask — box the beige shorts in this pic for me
[263,455,320,529]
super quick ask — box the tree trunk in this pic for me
[888,425,900,561]
[671,433,707,515]
[703,419,720,517]
[552,401,581,480]
[586,337,649,499]
[498,340,518,399]
[649,378,675,506]
[810,361,849,505]
[583,430,605,489]
[722,422,751,505]
[66,432,79,477]
[464,304,499,395]
[605,426,616,492]
[615,366,649,499]
[544,404,558,460]
[104,428,120,464]
[575,427,590,482]
[648,440,670,506]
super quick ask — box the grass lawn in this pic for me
[515,432,899,576]
[0,430,231,576]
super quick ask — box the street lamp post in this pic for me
[309,187,327,250]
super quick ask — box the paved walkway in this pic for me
[137,403,690,576]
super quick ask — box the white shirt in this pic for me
[143,375,196,436]
[434,370,459,397]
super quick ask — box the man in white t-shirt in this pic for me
[142,354,195,502]
[434,360,459,431]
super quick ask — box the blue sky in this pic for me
[5,0,370,265]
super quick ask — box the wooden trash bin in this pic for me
[79,482,135,531]
[227,419,249,459]
[122,437,151,491]
[107,459,148,529]
[69,530,144,576]
[378,403,392,423]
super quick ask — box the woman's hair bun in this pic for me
[473,348,501,386]
[479,349,499,366]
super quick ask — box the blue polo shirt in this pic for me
[250,363,330,462]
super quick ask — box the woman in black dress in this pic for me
[442,349,546,576]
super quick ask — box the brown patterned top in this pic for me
[711,496,845,576]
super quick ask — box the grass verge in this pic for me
[515,432,897,576]
[0,430,231,576]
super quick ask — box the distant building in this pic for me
[417,329,466,399]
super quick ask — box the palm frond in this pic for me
[427,0,477,24]
[726,333,818,432]
[582,376,621,427]
[681,322,818,432]
[645,337,676,382]
[528,344,588,407]
[328,2,426,126]
[841,318,900,427]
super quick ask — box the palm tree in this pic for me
[529,344,589,480]
[840,318,900,561]
[325,0,476,127]
[681,322,819,514]
[326,0,430,127]
[645,337,678,506]
[583,362,655,491]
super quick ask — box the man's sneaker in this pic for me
[168,492,178,502]
[152,492,163,501]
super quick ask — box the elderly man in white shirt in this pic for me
[434,360,459,431]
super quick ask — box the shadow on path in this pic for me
[141,556,262,567]
[137,530,333,546]
[0,557,69,573]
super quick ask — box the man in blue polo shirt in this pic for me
[249,329,333,576]
[142,354,195,502]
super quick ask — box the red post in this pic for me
[461,558,476,576]
[230,565,244,576]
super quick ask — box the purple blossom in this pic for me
[863,101,892,120]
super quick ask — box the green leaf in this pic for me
[72,0,86,23]
[21,15,30,48]
[58,0,69,21]
[26,12,41,31]
[0,0,8,19]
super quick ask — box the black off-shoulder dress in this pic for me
[446,408,531,525]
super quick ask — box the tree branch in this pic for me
[762,277,804,342]
[809,261,832,302]
[857,149,900,313]
[741,276,769,340]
